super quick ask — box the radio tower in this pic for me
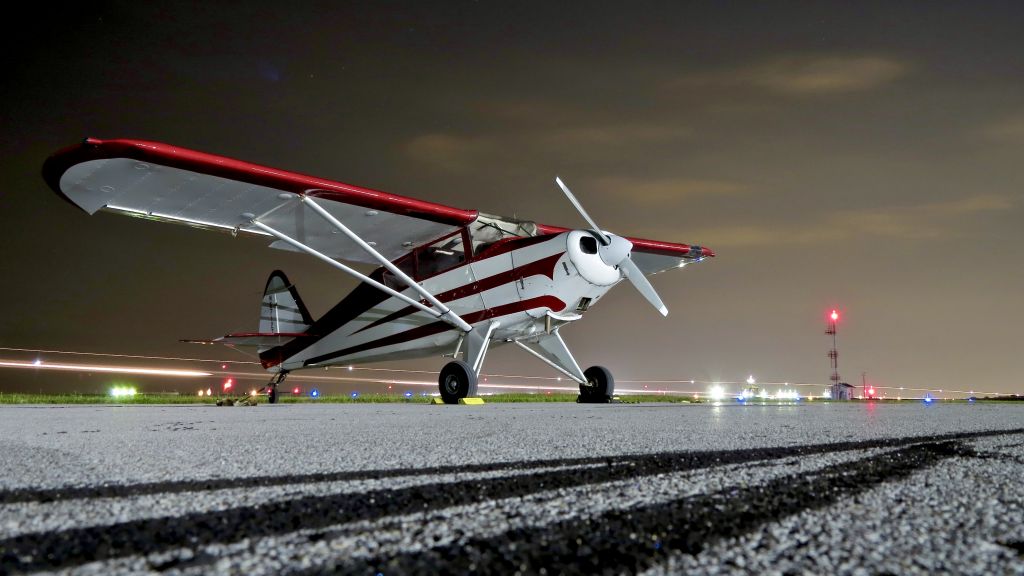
[826,309,842,399]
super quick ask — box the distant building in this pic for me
[831,382,856,400]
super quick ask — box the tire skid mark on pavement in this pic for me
[348,440,977,575]
[0,464,605,540]
[3,427,1021,506]
[164,447,897,575]
[0,429,1021,573]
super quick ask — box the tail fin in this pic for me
[260,270,314,335]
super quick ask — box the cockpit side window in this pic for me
[382,253,416,290]
[416,230,468,279]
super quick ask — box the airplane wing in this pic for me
[43,138,478,264]
[535,224,714,275]
[43,138,711,275]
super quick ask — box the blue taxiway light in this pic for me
[350,392,359,399]
[404,391,413,398]
[310,389,320,398]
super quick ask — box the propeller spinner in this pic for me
[555,177,668,317]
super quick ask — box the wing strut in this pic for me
[248,219,473,333]
[300,197,472,332]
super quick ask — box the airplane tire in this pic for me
[579,365,614,403]
[439,360,477,405]
[268,386,278,404]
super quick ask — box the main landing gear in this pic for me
[577,365,614,403]
[265,371,288,404]
[438,360,478,405]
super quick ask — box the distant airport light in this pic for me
[404,391,413,398]
[830,310,839,322]
[109,386,137,398]
[746,375,756,385]
[206,388,213,396]
[351,392,359,399]
[223,378,233,391]
[293,387,300,395]
[776,389,800,401]
[250,389,258,396]
[197,389,204,397]
[708,385,725,402]
[310,389,320,398]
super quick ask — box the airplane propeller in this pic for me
[555,177,669,317]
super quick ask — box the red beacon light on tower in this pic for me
[222,378,234,392]
[830,309,839,322]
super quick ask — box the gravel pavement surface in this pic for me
[0,401,1021,575]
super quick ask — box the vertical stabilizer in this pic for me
[260,270,314,336]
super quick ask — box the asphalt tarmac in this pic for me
[0,401,1022,575]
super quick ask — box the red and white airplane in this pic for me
[43,139,713,403]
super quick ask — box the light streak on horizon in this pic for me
[0,347,261,365]
[0,347,1014,397]
[0,360,211,377]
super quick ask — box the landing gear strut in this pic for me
[438,360,478,404]
[266,371,288,404]
[577,365,614,403]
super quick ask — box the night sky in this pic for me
[2,2,1022,395]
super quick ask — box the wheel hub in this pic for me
[444,374,460,394]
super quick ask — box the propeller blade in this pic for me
[620,257,668,317]
[555,176,610,245]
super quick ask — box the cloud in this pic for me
[404,133,493,172]
[587,176,746,204]
[539,124,691,148]
[977,113,1024,144]
[404,121,691,172]
[673,194,1013,248]
[681,55,907,96]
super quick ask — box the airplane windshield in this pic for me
[470,213,539,254]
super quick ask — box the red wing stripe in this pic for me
[353,252,565,335]
[535,223,713,258]
[43,139,479,226]
[305,295,566,366]
[225,332,313,338]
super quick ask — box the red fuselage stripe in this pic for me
[354,251,565,335]
[304,295,566,366]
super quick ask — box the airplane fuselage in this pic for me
[265,230,619,372]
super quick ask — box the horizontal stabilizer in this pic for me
[181,332,315,347]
